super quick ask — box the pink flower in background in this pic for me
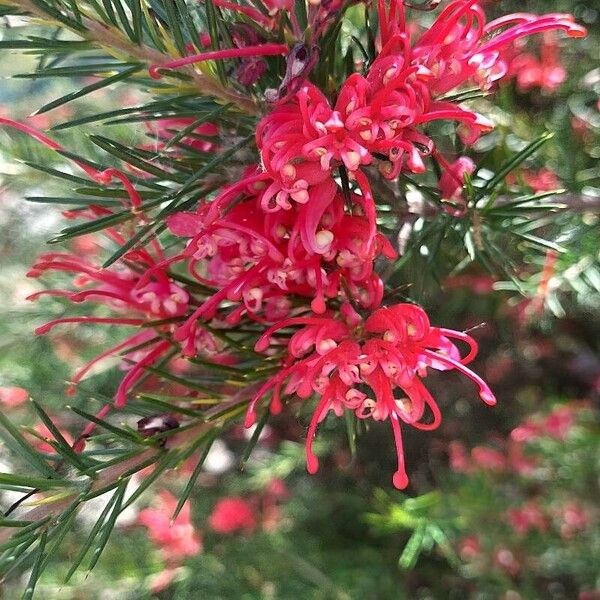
[458,535,481,561]
[148,118,219,154]
[0,386,28,408]
[508,443,537,476]
[512,403,578,443]
[444,275,496,295]
[507,167,562,192]
[265,478,289,501]
[558,502,590,539]
[138,491,202,561]
[511,419,542,444]
[493,546,521,577]
[507,501,548,535]
[471,446,506,472]
[33,423,74,454]
[448,440,472,473]
[544,405,576,439]
[209,496,257,534]
[523,168,562,192]
[508,34,567,93]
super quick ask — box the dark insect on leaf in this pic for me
[137,414,180,446]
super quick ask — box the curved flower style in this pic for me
[27,250,193,406]
[245,302,496,489]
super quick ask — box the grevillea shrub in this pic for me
[0,0,595,594]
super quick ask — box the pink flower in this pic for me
[507,501,548,535]
[138,491,202,561]
[265,478,289,501]
[511,403,577,443]
[458,535,481,560]
[0,386,28,408]
[208,497,257,534]
[247,302,495,489]
[448,440,472,473]
[404,3,584,94]
[508,443,537,476]
[471,446,506,472]
[558,502,590,539]
[511,420,541,443]
[544,405,576,439]
[522,168,562,192]
[493,546,520,577]
[508,34,567,93]
[444,275,496,295]
[167,175,394,337]
[28,251,192,408]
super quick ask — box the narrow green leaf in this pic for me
[162,103,232,151]
[0,38,92,50]
[38,500,81,572]
[138,363,219,395]
[64,485,119,582]
[130,0,143,43]
[21,529,47,600]
[294,0,308,30]
[30,399,91,471]
[89,135,185,181]
[110,0,136,41]
[174,0,201,50]
[68,406,144,444]
[21,161,92,185]
[49,209,137,243]
[0,413,58,478]
[13,62,137,78]
[34,65,142,115]
[163,0,187,55]
[0,519,35,528]
[25,0,86,31]
[0,472,74,490]
[485,190,565,213]
[87,481,127,572]
[239,409,270,469]
[205,0,227,84]
[119,451,178,511]
[508,230,567,253]
[172,435,218,522]
[26,196,121,206]
[428,524,460,567]
[480,132,554,202]
[135,394,206,418]
[399,523,426,570]
[101,0,118,25]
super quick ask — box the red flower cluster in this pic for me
[246,302,494,488]
[0,0,585,488]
